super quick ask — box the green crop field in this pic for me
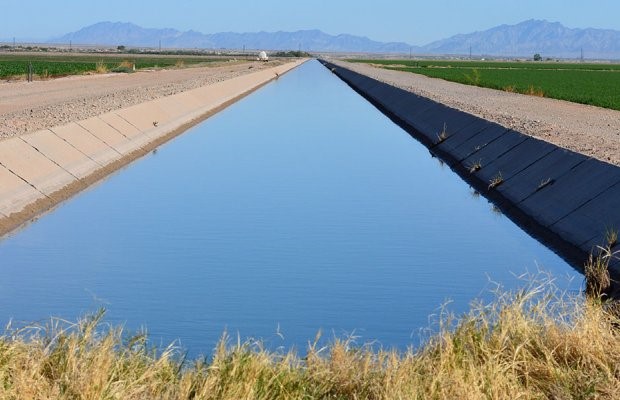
[0,53,227,79]
[349,59,620,111]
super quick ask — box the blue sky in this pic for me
[3,0,619,45]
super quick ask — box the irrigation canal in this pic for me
[0,60,580,355]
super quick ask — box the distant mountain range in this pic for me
[51,22,412,54]
[423,19,620,59]
[48,20,620,59]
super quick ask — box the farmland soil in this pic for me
[332,60,620,167]
[0,60,283,139]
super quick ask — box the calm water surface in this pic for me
[0,60,579,354]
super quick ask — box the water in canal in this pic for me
[0,60,579,354]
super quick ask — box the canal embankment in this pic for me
[0,59,306,236]
[320,59,620,275]
[329,60,620,167]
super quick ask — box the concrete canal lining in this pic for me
[0,59,306,236]
[320,60,620,275]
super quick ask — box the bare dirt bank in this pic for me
[332,60,620,166]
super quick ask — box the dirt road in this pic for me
[333,60,620,166]
[0,60,282,139]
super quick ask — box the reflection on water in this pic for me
[0,60,579,355]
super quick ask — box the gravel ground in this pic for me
[0,60,283,139]
[332,60,620,166]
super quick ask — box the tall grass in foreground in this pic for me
[1,255,619,399]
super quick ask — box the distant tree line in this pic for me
[271,50,312,57]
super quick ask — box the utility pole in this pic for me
[13,37,16,48]
[159,39,161,52]
[580,47,584,62]
[69,40,72,52]
[469,45,472,60]
[409,46,412,59]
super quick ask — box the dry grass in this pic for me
[118,60,134,69]
[606,228,618,248]
[39,69,50,80]
[488,171,504,189]
[468,159,482,173]
[502,84,545,97]
[94,61,108,74]
[525,85,545,97]
[1,252,620,399]
[585,245,616,300]
[109,61,135,74]
[436,122,449,144]
[538,177,553,190]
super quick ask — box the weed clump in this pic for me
[606,228,618,248]
[464,68,481,86]
[585,243,620,319]
[488,171,504,189]
[538,177,553,190]
[525,84,545,97]
[585,248,612,300]
[436,122,449,143]
[468,159,482,173]
[95,60,108,74]
[111,60,135,73]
